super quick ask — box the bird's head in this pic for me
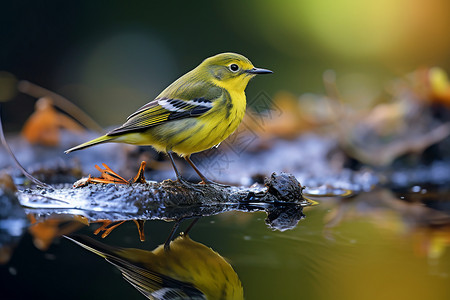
[199,52,272,92]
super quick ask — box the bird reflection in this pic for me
[65,234,244,300]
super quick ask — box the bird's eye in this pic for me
[229,64,240,72]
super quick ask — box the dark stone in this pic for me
[264,172,304,203]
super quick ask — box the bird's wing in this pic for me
[107,81,222,136]
[65,235,205,299]
[106,257,206,300]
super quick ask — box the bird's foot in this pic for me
[199,178,230,188]
[176,177,206,194]
[130,161,147,184]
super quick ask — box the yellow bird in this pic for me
[65,53,272,183]
[65,234,244,300]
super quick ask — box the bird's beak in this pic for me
[246,67,273,74]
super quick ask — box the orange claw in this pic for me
[93,220,112,236]
[74,162,148,187]
[92,219,146,241]
[93,220,126,238]
[133,219,146,242]
[131,161,147,184]
[94,163,128,184]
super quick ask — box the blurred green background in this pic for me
[2,0,450,130]
[2,2,450,299]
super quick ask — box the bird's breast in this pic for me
[138,89,247,156]
[170,90,246,155]
[210,89,246,136]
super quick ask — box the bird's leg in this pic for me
[184,155,229,187]
[164,219,182,251]
[165,217,200,250]
[166,151,204,193]
[181,217,200,237]
[167,151,184,181]
[167,151,193,186]
[183,155,209,183]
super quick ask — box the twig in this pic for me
[0,104,54,189]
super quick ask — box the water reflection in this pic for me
[264,204,305,231]
[66,234,243,300]
[23,202,308,250]
[2,183,450,299]
[28,214,87,251]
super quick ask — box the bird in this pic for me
[65,234,244,300]
[65,52,272,184]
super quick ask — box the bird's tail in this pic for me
[64,234,118,259]
[64,135,115,153]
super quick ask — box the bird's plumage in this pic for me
[65,53,271,180]
[106,79,221,137]
[65,234,243,300]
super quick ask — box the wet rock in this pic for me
[264,172,304,203]
[17,173,312,223]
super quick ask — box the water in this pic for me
[2,187,450,300]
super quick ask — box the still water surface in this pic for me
[1,189,450,300]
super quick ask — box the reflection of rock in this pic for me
[265,204,305,231]
[0,174,28,264]
[66,234,244,300]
